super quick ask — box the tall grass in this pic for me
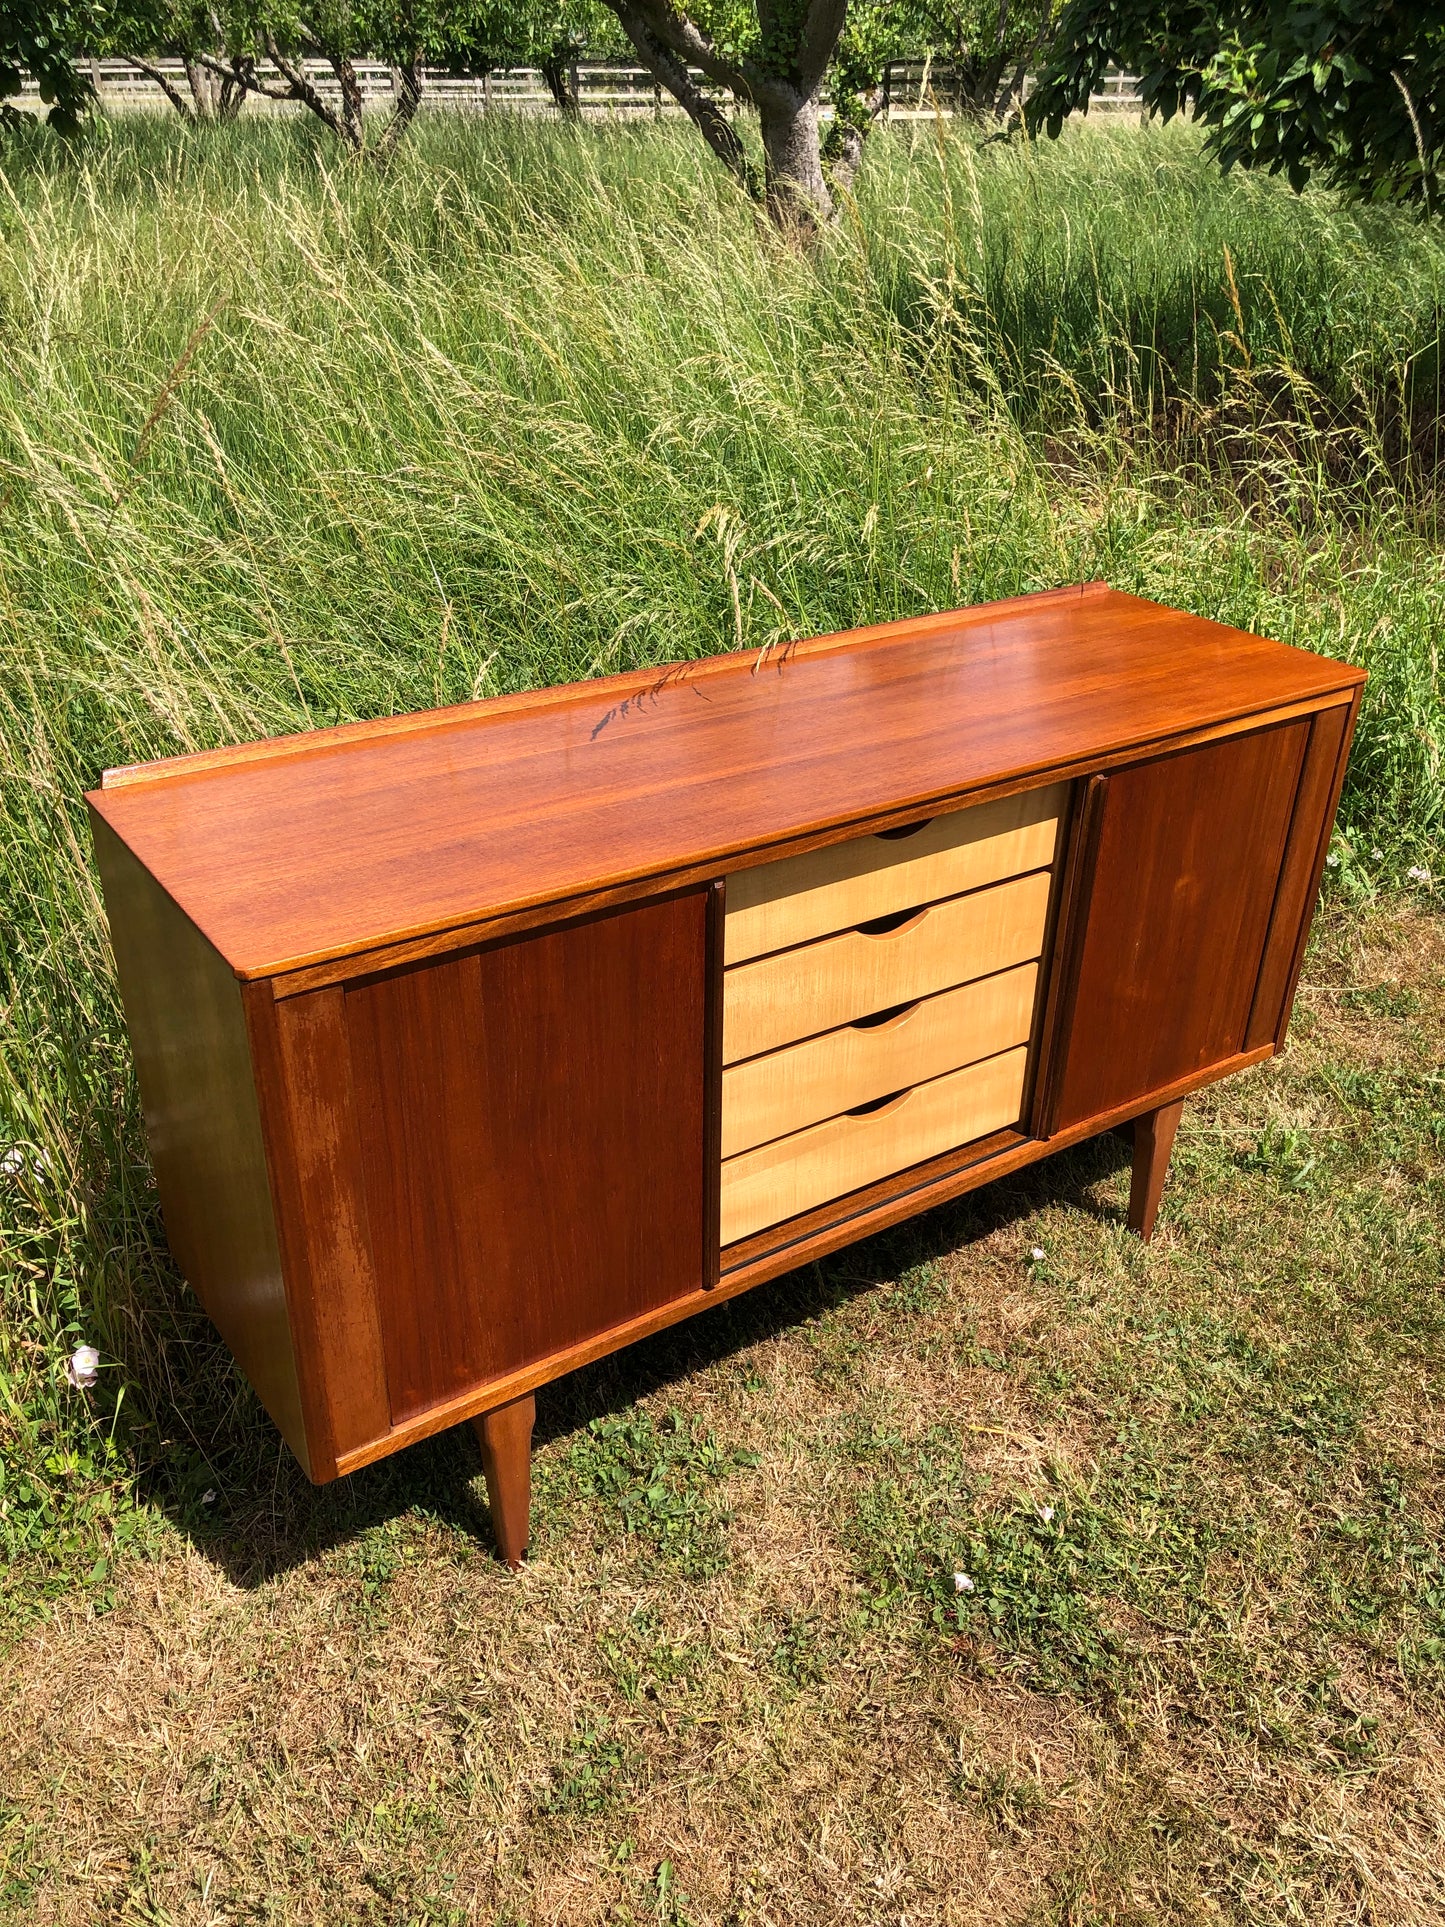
[1,110,1441,1597]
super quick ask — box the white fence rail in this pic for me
[18,56,1143,121]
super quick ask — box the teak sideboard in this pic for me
[88,584,1364,1566]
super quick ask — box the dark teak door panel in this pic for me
[1048,720,1309,1132]
[345,891,710,1422]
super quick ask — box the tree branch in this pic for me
[263,34,354,146]
[610,0,759,102]
[795,0,848,98]
[607,0,761,196]
[193,46,293,103]
[121,52,194,120]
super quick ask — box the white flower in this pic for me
[953,1571,974,1593]
[1038,1505,1055,1524]
[1326,852,1341,868]
[1372,849,1384,861]
[1,1145,48,1181]
[1030,1246,1045,1263]
[66,1345,100,1390]
[1408,866,1431,884]
[202,1489,217,1506]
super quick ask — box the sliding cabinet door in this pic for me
[1046,720,1313,1133]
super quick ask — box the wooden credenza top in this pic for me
[87,583,1363,981]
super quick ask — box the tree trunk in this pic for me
[374,59,424,164]
[335,54,364,149]
[542,51,581,121]
[758,90,832,230]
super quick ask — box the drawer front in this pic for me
[720,1045,1030,1245]
[725,783,1065,965]
[723,867,1053,1065]
[722,961,1039,1158]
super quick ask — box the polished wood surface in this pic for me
[1245,698,1359,1049]
[723,869,1053,1064]
[702,879,726,1290]
[249,984,391,1474]
[1047,721,1309,1131]
[89,815,309,1470]
[721,963,1039,1157]
[720,1044,1029,1244]
[724,784,1065,964]
[88,587,1361,980]
[474,1393,536,1569]
[1128,1099,1185,1241]
[346,893,708,1422]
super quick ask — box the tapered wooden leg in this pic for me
[472,1393,535,1569]
[1128,1099,1184,1242]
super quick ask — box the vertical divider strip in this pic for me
[702,878,727,1289]
[1029,773,1110,1140]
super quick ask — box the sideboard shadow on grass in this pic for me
[156,1129,1133,1590]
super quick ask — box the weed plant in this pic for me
[0,110,1442,1604]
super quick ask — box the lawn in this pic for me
[1,109,1443,1923]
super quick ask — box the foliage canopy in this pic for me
[1029,1,1444,211]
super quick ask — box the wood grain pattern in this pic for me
[721,962,1039,1157]
[1128,1099,1184,1241]
[723,784,1065,964]
[1028,775,1106,1135]
[720,1045,1029,1244]
[247,984,391,1474]
[88,813,309,1471]
[87,588,1362,981]
[345,892,709,1423]
[258,695,1354,1000]
[1048,722,1309,1131]
[1245,698,1358,1050]
[702,879,726,1290]
[723,869,1052,1064]
[474,1394,535,1569]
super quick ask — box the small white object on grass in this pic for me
[953,1571,974,1593]
[202,1489,217,1506]
[1038,1505,1055,1524]
[1,1145,48,1181]
[1408,866,1432,883]
[1030,1246,1045,1264]
[66,1344,100,1390]
[1326,852,1340,868]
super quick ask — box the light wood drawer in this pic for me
[720,1045,1029,1246]
[722,961,1038,1158]
[725,783,1066,965]
[723,867,1053,1065]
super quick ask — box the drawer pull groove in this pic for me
[847,1088,910,1118]
[858,905,929,938]
[851,999,920,1031]
[724,782,1067,965]
[875,818,935,841]
[720,1044,1030,1244]
[724,867,1053,1064]
[720,962,1039,1159]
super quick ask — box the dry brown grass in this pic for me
[4,898,1444,1925]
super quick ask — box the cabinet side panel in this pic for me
[1050,720,1309,1132]
[346,891,709,1424]
[1245,699,1357,1050]
[247,985,392,1476]
[89,813,308,1473]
